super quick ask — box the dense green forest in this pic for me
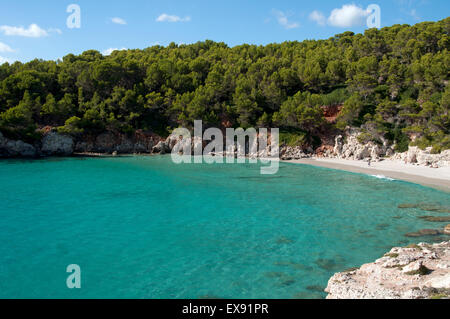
[0,18,449,152]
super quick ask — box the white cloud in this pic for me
[48,28,62,35]
[309,10,326,26]
[0,56,13,64]
[156,14,191,23]
[0,42,14,53]
[102,47,127,56]
[111,17,127,25]
[273,10,299,30]
[0,23,49,37]
[328,4,370,28]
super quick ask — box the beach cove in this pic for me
[284,158,450,193]
[0,155,449,298]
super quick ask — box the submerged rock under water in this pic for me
[418,216,450,223]
[405,229,444,237]
[398,203,450,214]
[275,237,295,245]
[306,285,325,293]
[315,257,346,272]
[292,291,325,299]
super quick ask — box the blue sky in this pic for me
[0,0,448,63]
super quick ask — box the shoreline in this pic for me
[3,152,450,192]
[325,240,450,299]
[283,158,450,193]
[75,153,450,192]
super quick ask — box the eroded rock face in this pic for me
[95,132,116,153]
[41,132,74,156]
[0,132,36,157]
[280,146,310,160]
[164,132,218,156]
[390,147,450,168]
[152,141,170,154]
[74,131,156,154]
[6,140,36,157]
[0,132,6,147]
[329,131,450,166]
[325,241,450,299]
[332,131,392,161]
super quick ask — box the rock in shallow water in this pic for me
[418,216,450,223]
[405,229,444,237]
[398,203,419,209]
[397,203,450,213]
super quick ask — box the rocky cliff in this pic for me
[321,130,450,168]
[0,129,164,158]
[325,239,450,299]
[1,128,449,166]
[390,147,450,168]
[41,132,74,156]
[74,130,159,154]
[0,132,37,157]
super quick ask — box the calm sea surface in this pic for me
[0,156,448,298]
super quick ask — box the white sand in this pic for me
[283,158,450,192]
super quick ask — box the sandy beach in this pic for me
[284,158,450,193]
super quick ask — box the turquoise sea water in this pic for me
[0,156,449,299]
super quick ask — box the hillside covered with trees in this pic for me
[0,18,449,153]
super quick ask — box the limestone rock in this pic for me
[401,260,424,274]
[152,141,170,154]
[0,132,36,157]
[325,241,450,299]
[331,130,392,161]
[95,132,116,153]
[7,140,36,157]
[390,147,450,168]
[74,141,94,153]
[445,225,450,235]
[166,133,181,150]
[0,131,6,147]
[115,137,134,154]
[280,146,309,160]
[334,135,344,156]
[41,132,74,156]
[426,273,450,289]
[74,131,156,154]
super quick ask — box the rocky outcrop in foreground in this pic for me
[326,240,450,299]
